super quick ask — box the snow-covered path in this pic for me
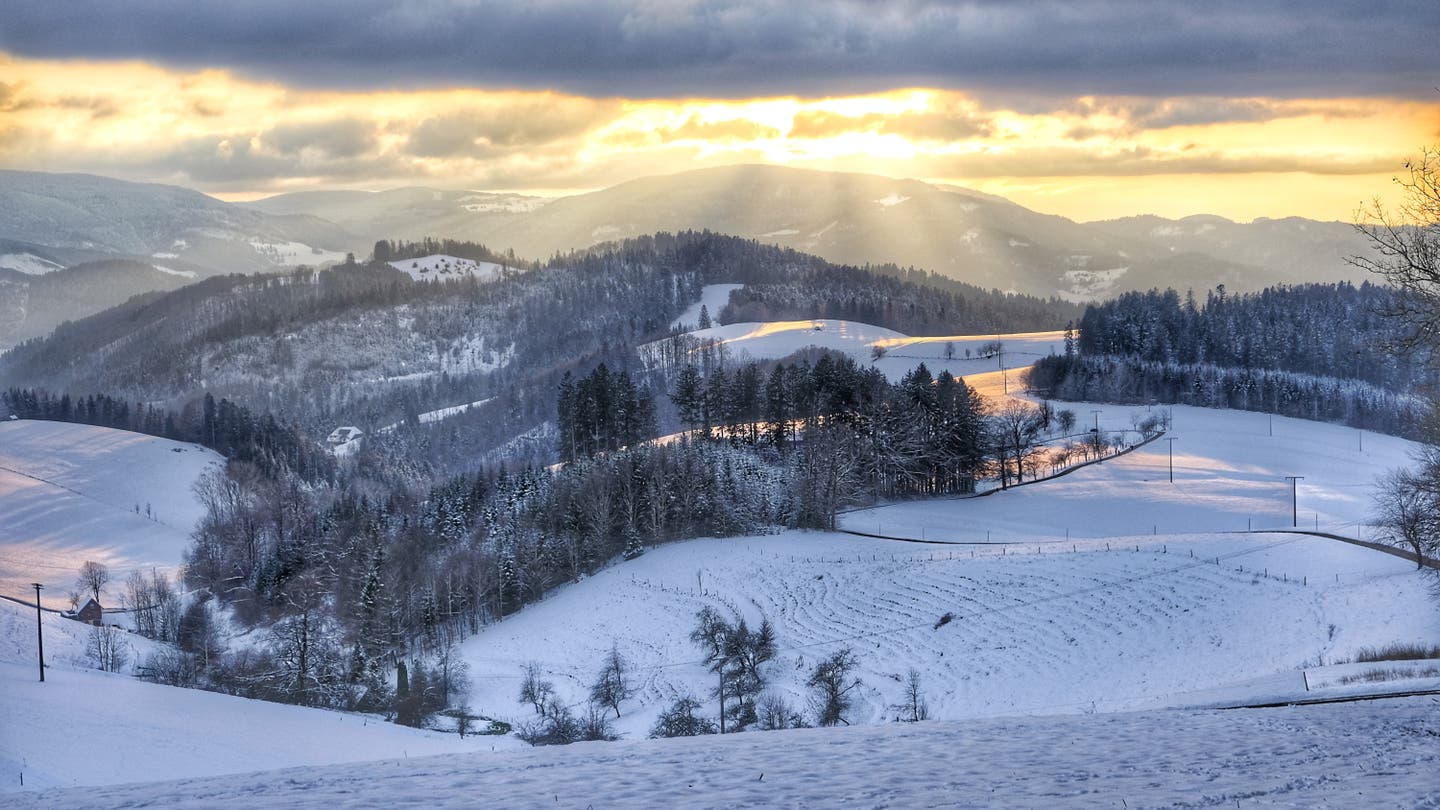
[14,696,1438,809]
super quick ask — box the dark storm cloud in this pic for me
[1,1,1434,100]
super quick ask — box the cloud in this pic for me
[406,98,618,158]
[0,1,1435,100]
[665,115,781,143]
[790,106,992,141]
[924,145,1397,179]
[265,119,377,158]
[0,80,38,112]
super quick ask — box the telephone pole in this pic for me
[1284,476,1304,528]
[1165,437,1178,483]
[31,582,44,682]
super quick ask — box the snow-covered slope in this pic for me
[670,282,743,329]
[14,695,1438,809]
[0,421,222,608]
[0,252,63,276]
[652,314,1064,383]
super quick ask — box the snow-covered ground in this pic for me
[842,402,1403,542]
[14,696,1438,809]
[249,240,348,268]
[670,282,744,330]
[387,254,507,283]
[652,311,1064,383]
[0,421,222,608]
[250,240,349,267]
[0,252,63,275]
[373,397,496,436]
[0,600,518,794]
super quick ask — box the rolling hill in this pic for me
[3,401,1436,806]
[0,420,223,609]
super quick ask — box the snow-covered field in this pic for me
[654,290,1064,382]
[0,421,222,608]
[250,240,349,267]
[14,696,1439,809]
[387,254,506,283]
[0,252,63,275]
[843,402,1404,542]
[0,599,517,794]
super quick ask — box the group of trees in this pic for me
[371,238,531,269]
[556,364,657,462]
[718,263,1080,336]
[512,607,880,747]
[3,387,331,481]
[1031,280,1433,442]
[671,356,992,501]
[1027,354,1423,439]
[513,649,632,745]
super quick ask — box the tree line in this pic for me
[1076,282,1432,392]
[2,387,332,480]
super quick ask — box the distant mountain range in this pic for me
[0,165,1374,348]
[246,164,1372,299]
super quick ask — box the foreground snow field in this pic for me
[13,695,1439,809]
[0,598,523,793]
[0,421,222,608]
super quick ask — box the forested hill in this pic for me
[1027,282,1431,439]
[1076,283,1428,392]
[0,230,1077,452]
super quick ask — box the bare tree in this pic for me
[895,667,930,722]
[87,624,128,673]
[991,400,1047,485]
[648,695,717,738]
[808,647,862,727]
[1374,465,1440,569]
[1355,145,1440,579]
[1351,145,1440,348]
[76,560,109,602]
[589,643,634,718]
[757,693,807,730]
[518,662,555,715]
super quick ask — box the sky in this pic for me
[0,0,1436,222]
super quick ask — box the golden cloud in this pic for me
[0,53,1433,222]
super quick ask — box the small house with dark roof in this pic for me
[68,596,104,626]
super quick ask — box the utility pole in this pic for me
[1165,437,1178,483]
[31,582,44,682]
[1284,476,1304,528]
